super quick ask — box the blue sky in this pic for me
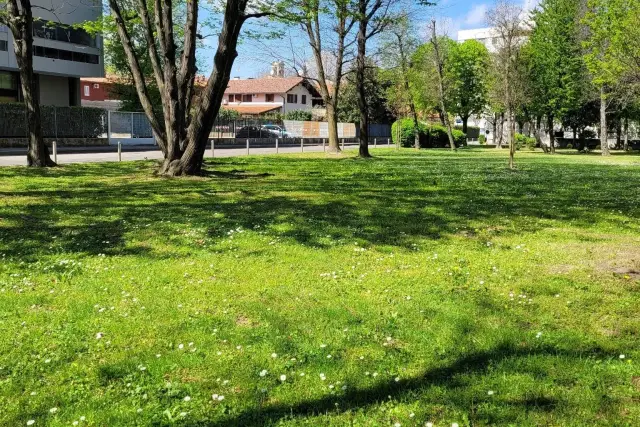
[197,0,540,78]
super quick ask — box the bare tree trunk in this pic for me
[572,126,577,147]
[600,88,609,156]
[355,2,370,158]
[547,114,555,154]
[508,111,516,169]
[493,112,499,147]
[325,103,341,153]
[615,118,622,149]
[462,115,469,134]
[623,117,629,151]
[396,33,419,150]
[164,0,248,176]
[430,20,456,151]
[497,112,505,148]
[7,0,55,167]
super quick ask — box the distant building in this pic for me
[222,62,323,117]
[0,0,104,106]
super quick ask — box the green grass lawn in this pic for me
[1,149,639,426]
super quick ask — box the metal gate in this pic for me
[107,111,155,145]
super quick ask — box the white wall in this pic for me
[283,84,313,113]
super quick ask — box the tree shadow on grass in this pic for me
[185,342,616,426]
[1,154,639,261]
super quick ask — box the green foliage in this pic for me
[283,110,312,121]
[337,65,395,124]
[479,134,487,145]
[515,133,537,151]
[526,0,590,121]
[584,0,640,88]
[392,119,465,148]
[218,108,241,121]
[447,40,491,122]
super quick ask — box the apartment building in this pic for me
[0,0,104,106]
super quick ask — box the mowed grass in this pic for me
[1,148,639,426]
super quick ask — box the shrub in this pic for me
[478,134,487,145]
[515,133,537,151]
[218,108,241,121]
[392,120,466,148]
[566,143,573,149]
[284,110,313,121]
[455,125,480,139]
[579,129,597,140]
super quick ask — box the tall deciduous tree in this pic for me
[447,39,491,134]
[527,0,589,154]
[1,0,56,167]
[487,0,527,169]
[379,15,422,149]
[584,0,640,156]
[280,0,357,153]
[429,20,456,150]
[108,0,273,175]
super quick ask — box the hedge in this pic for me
[391,119,466,148]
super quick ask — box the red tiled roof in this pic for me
[225,77,305,94]
[224,105,282,115]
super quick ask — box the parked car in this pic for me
[261,124,290,138]
[234,126,280,139]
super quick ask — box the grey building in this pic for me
[0,0,104,106]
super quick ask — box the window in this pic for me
[0,71,17,90]
[228,94,234,102]
[301,95,307,105]
[265,94,274,102]
[287,94,298,104]
[32,20,96,47]
[84,85,90,97]
[234,94,242,102]
[242,94,252,102]
[93,84,99,89]
[0,71,18,102]
[33,46,100,64]
[0,40,7,51]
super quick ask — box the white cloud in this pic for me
[464,4,488,26]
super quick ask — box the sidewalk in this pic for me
[0,142,380,166]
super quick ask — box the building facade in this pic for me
[0,0,104,106]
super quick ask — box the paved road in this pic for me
[0,143,391,166]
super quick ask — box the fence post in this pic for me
[341,138,345,151]
[276,138,279,154]
[211,139,215,157]
[323,138,326,152]
[52,141,57,163]
[388,138,390,147]
[246,139,250,155]
[107,111,112,144]
[54,106,58,140]
[118,141,122,161]
[374,138,377,148]
[301,138,304,153]
[130,112,134,139]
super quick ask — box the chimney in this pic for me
[271,61,285,78]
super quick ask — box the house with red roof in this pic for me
[222,62,323,117]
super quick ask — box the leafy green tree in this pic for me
[447,40,490,134]
[584,0,640,155]
[527,0,590,154]
[337,65,395,124]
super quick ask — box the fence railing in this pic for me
[0,103,392,142]
[0,103,108,138]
